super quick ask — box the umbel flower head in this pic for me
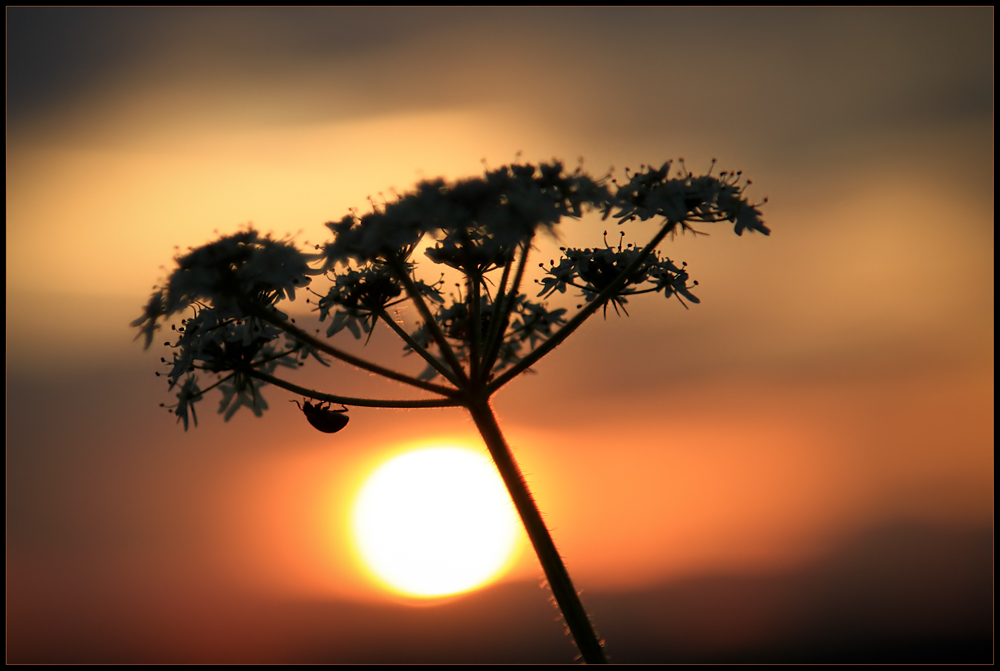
[317,161,613,270]
[132,229,323,426]
[609,159,769,236]
[537,230,701,317]
[134,159,768,425]
[132,229,319,348]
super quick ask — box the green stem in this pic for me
[489,220,674,393]
[246,368,461,409]
[466,394,607,664]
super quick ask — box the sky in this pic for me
[6,7,993,663]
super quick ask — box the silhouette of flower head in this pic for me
[317,162,613,271]
[163,374,201,430]
[609,161,770,236]
[163,229,317,313]
[136,158,767,423]
[537,231,701,315]
[134,229,318,348]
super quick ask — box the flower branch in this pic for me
[383,252,471,386]
[245,368,462,409]
[478,250,516,372]
[245,302,460,397]
[374,307,463,387]
[479,239,531,382]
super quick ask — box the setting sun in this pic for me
[351,446,521,598]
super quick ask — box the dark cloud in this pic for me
[9,8,992,151]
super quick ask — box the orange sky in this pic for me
[7,7,993,663]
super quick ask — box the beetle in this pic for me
[290,399,350,433]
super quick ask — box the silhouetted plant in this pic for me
[133,158,768,663]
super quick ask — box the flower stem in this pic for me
[375,308,463,387]
[384,253,471,386]
[466,394,607,664]
[478,252,515,379]
[245,303,458,397]
[468,271,482,382]
[479,240,532,381]
[245,368,462,409]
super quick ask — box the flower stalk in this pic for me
[466,393,607,663]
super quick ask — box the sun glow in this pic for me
[351,446,521,598]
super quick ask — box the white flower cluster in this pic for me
[135,159,769,426]
[610,160,770,236]
[132,230,322,428]
[133,230,318,349]
[318,162,611,270]
[314,264,410,339]
[538,232,701,314]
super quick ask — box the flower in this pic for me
[131,290,166,350]
[169,374,202,430]
[315,263,406,339]
[539,233,701,314]
[608,162,770,236]
[319,162,613,271]
[217,373,268,421]
[163,229,317,316]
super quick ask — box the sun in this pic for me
[351,445,521,598]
